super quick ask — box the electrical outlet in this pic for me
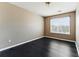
[8,40,11,43]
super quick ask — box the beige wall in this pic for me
[76,4,79,55]
[0,3,44,49]
[44,12,75,41]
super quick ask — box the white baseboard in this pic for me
[0,36,75,52]
[44,36,75,42]
[0,36,44,52]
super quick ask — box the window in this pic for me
[50,16,70,34]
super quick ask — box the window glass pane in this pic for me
[50,16,70,34]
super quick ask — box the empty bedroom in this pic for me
[0,2,79,57]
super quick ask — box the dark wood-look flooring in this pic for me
[0,37,78,57]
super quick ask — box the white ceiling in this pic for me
[10,2,78,17]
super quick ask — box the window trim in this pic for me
[50,16,71,35]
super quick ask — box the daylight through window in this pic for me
[50,16,70,34]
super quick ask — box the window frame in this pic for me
[50,16,71,35]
